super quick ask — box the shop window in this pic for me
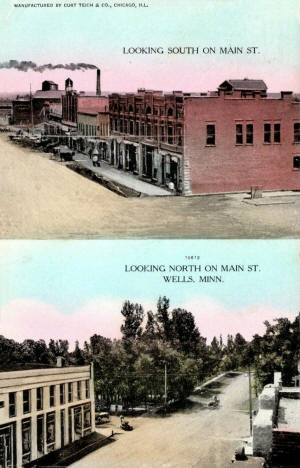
[246,124,253,144]
[36,387,43,411]
[74,407,83,436]
[23,389,31,414]
[60,384,65,405]
[274,123,281,143]
[236,124,243,144]
[37,414,44,456]
[83,404,92,436]
[264,123,271,143]
[46,412,56,452]
[22,418,31,464]
[68,383,73,402]
[293,156,300,169]
[49,385,55,407]
[9,392,16,417]
[294,123,300,143]
[206,125,215,145]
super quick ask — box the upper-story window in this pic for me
[294,123,300,143]
[68,383,73,402]
[36,387,43,411]
[60,384,65,405]
[167,107,174,117]
[293,156,300,169]
[77,381,82,400]
[146,106,152,115]
[9,392,16,417]
[236,124,243,144]
[264,123,271,143]
[23,389,31,414]
[49,385,55,407]
[85,380,90,399]
[274,123,281,143]
[128,105,133,113]
[246,124,253,144]
[264,123,280,143]
[206,124,215,145]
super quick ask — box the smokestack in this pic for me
[96,69,101,96]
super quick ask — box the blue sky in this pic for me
[0,240,298,343]
[0,239,298,311]
[0,0,299,92]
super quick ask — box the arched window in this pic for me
[167,107,174,117]
[128,104,133,113]
[146,106,152,115]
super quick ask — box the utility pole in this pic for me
[164,363,167,413]
[248,365,253,435]
[30,83,34,128]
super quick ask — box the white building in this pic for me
[0,362,95,467]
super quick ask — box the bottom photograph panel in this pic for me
[0,240,299,468]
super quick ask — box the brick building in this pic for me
[109,89,184,191]
[108,80,300,194]
[12,81,65,126]
[183,79,300,194]
[77,109,109,157]
[0,362,95,468]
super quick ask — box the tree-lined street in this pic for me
[72,373,262,468]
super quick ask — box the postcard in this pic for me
[0,239,299,467]
[0,0,299,238]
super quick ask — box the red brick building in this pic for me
[183,79,300,194]
[108,79,300,195]
[109,89,184,190]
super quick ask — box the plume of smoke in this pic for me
[0,60,97,72]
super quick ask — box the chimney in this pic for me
[96,69,101,96]
[56,356,65,368]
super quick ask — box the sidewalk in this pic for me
[73,152,171,196]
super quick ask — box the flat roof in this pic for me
[278,397,300,431]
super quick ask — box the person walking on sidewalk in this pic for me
[92,148,101,167]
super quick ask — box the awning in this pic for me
[124,140,139,147]
[158,150,182,159]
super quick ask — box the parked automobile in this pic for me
[95,412,110,427]
[53,145,75,161]
[120,421,133,431]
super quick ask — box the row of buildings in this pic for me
[11,71,300,194]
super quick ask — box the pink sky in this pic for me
[1,64,299,95]
[0,298,294,348]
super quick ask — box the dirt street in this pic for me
[71,374,260,468]
[1,135,299,238]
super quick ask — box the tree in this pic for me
[120,301,144,343]
[156,296,172,341]
[171,308,200,355]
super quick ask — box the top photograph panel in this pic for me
[0,0,299,239]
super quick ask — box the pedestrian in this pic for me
[92,154,99,167]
